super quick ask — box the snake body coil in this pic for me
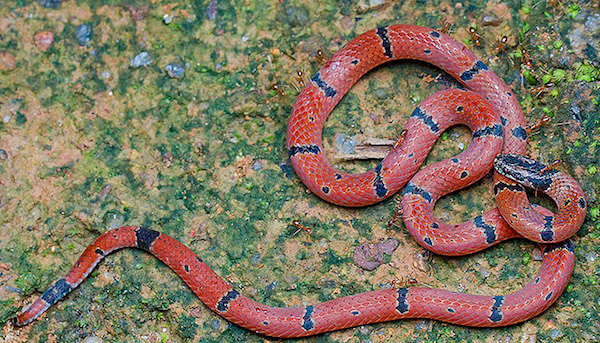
[15,25,585,338]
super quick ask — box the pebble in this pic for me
[586,251,597,263]
[252,160,263,171]
[0,149,7,160]
[585,13,600,31]
[130,52,153,68]
[127,5,149,21]
[250,253,261,264]
[34,31,54,51]
[279,161,294,179]
[353,238,399,271]
[479,266,490,278]
[206,0,218,20]
[76,24,92,46]
[481,13,501,26]
[283,5,309,26]
[165,63,185,78]
[0,51,16,71]
[356,0,386,13]
[37,0,61,8]
[7,286,21,294]
[415,320,431,333]
[80,336,103,343]
[548,329,564,340]
[162,14,173,24]
[335,133,357,155]
[211,319,220,331]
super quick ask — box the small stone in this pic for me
[369,112,381,125]
[283,5,309,26]
[0,51,16,71]
[279,161,294,179]
[127,5,149,21]
[0,149,7,160]
[356,0,386,13]
[100,70,111,79]
[548,329,564,340]
[162,152,173,167]
[481,14,501,26]
[586,251,597,263]
[34,31,54,51]
[252,160,263,171]
[264,281,278,295]
[76,24,92,46]
[211,319,220,331]
[479,266,490,278]
[97,184,113,201]
[37,0,61,8]
[354,238,399,271]
[250,253,261,263]
[80,336,103,343]
[415,320,431,333]
[206,0,218,20]
[532,247,543,261]
[165,63,185,79]
[336,133,357,155]
[162,13,173,24]
[130,52,153,68]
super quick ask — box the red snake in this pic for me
[14,25,586,338]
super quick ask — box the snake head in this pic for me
[494,154,557,192]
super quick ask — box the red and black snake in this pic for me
[14,25,586,338]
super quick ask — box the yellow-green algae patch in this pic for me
[1,0,599,342]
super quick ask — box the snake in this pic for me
[14,25,586,338]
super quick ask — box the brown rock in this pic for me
[34,31,54,51]
[353,238,399,271]
[0,51,16,71]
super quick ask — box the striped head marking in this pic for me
[493,154,556,192]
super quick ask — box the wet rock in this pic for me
[130,52,153,68]
[354,238,399,271]
[0,51,16,71]
[165,62,185,79]
[336,133,357,155]
[37,0,61,8]
[76,24,92,46]
[34,31,54,51]
[0,149,7,160]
